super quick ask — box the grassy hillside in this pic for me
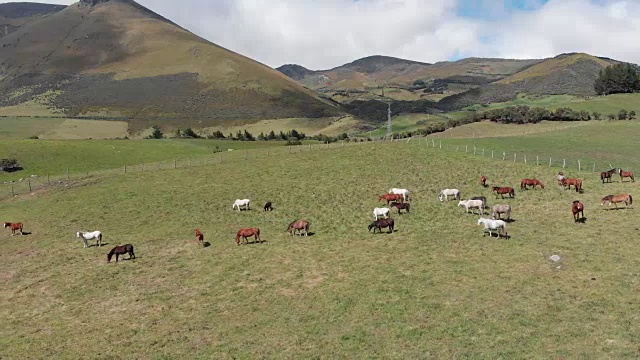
[0,2,65,38]
[2,138,640,358]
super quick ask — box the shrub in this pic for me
[629,110,636,120]
[618,109,628,120]
[181,127,200,138]
[146,125,164,139]
[285,137,302,146]
[1,158,22,172]
[607,114,616,120]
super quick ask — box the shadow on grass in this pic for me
[239,239,267,245]
[603,207,632,211]
[203,241,212,247]
[19,231,32,236]
[575,217,587,224]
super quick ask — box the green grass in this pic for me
[2,139,640,358]
[363,111,469,137]
[0,117,65,139]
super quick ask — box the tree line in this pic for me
[471,105,636,124]
[594,63,640,95]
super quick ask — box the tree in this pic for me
[594,63,640,95]
[146,125,164,139]
[182,127,199,138]
[267,130,276,140]
[257,132,266,141]
[243,129,255,141]
[607,113,616,120]
[592,112,601,120]
[618,109,628,120]
[629,110,636,119]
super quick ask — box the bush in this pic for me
[607,114,616,120]
[145,125,164,139]
[629,110,636,120]
[285,137,302,146]
[181,128,200,138]
[206,131,226,139]
[592,112,601,120]
[1,158,22,172]
[618,109,628,120]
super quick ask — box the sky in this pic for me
[8,0,640,70]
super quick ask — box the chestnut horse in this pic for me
[618,168,635,182]
[520,178,544,190]
[601,194,633,209]
[368,218,394,234]
[561,178,582,193]
[287,220,310,236]
[600,169,616,184]
[390,201,410,214]
[480,175,487,187]
[556,172,566,185]
[572,200,584,222]
[492,186,515,199]
[4,222,23,236]
[379,193,404,205]
[236,227,262,245]
[195,228,204,246]
[107,244,135,262]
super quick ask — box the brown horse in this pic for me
[378,193,404,205]
[556,171,566,185]
[287,220,310,236]
[601,194,633,209]
[368,218,394,234]
[561,178,583,193]
[520,178,544,190]
[492,186,515,199]
[107,244,135,262]
[236,227,262,245]
[4,222,23,236]
[195,228,204,246]
[600,169,616,184]
[390,201,410,214]
[572,200,585,222]
[480,175,487,187]
[618,168,635,182]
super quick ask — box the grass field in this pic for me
[1,140,639,358]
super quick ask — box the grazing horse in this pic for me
[389,188,411,202]
[477,217,508,238]
[601,194,633,209]
[458,199,484,215]
[373,207,391,220]
[368,218,394,234]
[379,193,404,205]
[561,178,583,193]
[520,178,544,190]
[390,201,411,214]
[491,204,511,221]
[4,222,23,236]
[195,228,204,246]
[107,244,135,262]
[76,231,102,248]
[235,227,261,245]
[471,196,487,212]
[572,200,584,222]
[263,201,273,212]
[232,199,251,211]
[438,189,461,202]
[556,172,566,185]
[287,219,310,236]
[492,186,515,199]
[600,169,616,184]
[618,168,635,182]
[480,175,487,187]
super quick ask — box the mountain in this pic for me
[0,0,340,133]
[0,2,66,38]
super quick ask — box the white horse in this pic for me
[458,199,484,215]
[389,188,411,202]
[491,204,512,220]
[556,172,566,185]
[76,231,103,248]
[438,188,460,202]
[373,207,391,220]
[477,218,508,238]
[232,199,251,211]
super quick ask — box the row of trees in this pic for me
[594,63,640,95]
[471,105,636,124]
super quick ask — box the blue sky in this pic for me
[457,0,550,20]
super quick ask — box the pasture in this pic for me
[1,140,639,358]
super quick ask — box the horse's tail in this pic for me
[629,194,633,205]
[502,223,508,237]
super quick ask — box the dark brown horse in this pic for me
[378,193,404,205]
[492,186,515,199]
[601,194,633,209]
[107,244,135,262]
[390,201,410,214]
[571,200,584,222]
[520,178,544,190]
[600,169,616,184]
[287,220,310,236]
[195,228,204,246]
[236,227,262,245]
[561,178,583,193]
[618,168,635,182]
[263,201,273,211]
[4,222,23,236]
[480,175,487,187]
[368,218,394,234]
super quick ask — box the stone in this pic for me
[549,255,561,262]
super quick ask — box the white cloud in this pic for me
[5,0,640,69]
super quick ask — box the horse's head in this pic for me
[3,222,9,228]
[368,223,375,231]
[106,252,113,262]
[457,200,465,206]
[539,182,545,189]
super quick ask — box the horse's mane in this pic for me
[601,195,614,201]
[287,220,297,229]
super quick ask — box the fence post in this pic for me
[503,152,506,161]
[593,162,596,173]
[309,143,311,151]
[482,148,485,156]
[141,163,144,172]
[536,155,539,166]
[549,158,552,167]
[245,149,248,159]
[439,140,442,149]
[456,146,459,151]
[204,157,207,166]
[124,165,127,174]
[189,159,192,167]
[563,159,566,169]
[514,153,517,162]
[465,145,468,153]
[67,167,69,179]
[28,179,31,192]
[267,149,270,157]
[491,150,494,158]
[11,183,14,196]
[578,160,581,172]
[219,153,222,163]
[473,146,476,155]
[524,155,527,164]
[47,174,50,185]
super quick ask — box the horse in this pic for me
[373,207,391,220]
[389,188,411,202]
[458,199,484,215]
[368,218,394,234]
[492,186,515,199]
[390,201,410,214]
[601,194,633,209]
[561,178,582,193]
[600,169,616,184]
[107,244,135,262]
[195,228,204,246]
[263,201,273,212]
[520,178,544,190]
[235,227,261,245]
[438,189,461,202]
[618,168,635,182]
[379,193,404,205]
[287,220,310,236]
[477,217,508,238]
[4,222,23,236]
[76,231,102,248]
[480,175,487,187]
[471,196,487,211]
[232,199,251,211]
[571,200,584,222]
[491,204,511,221]
[556,172,566,185]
